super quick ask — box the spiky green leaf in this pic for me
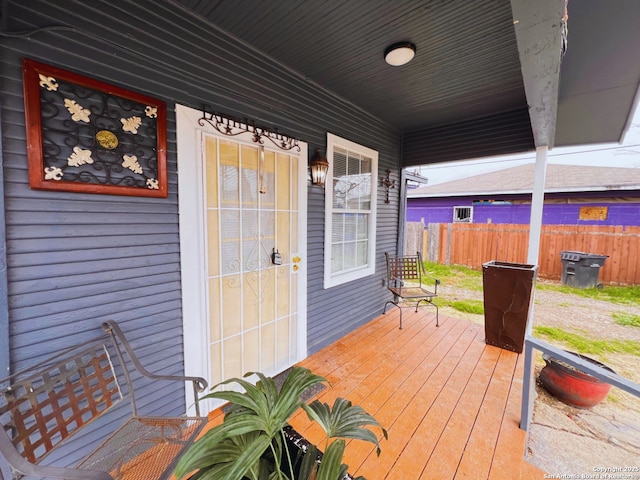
[273,368,327,421]
[175,416,270,478]
[297,443,319,480]
[216,433,273,480]
[302,398,387,456]
[315,440,348,480]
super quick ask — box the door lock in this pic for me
[271,248,283,265]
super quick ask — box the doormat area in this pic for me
[221,368,326,414]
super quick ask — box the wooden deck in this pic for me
[205,309,546,479]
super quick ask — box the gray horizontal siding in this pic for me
[306,168,400,354]
[1,0,402,467]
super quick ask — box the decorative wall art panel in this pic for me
[22,59,168,197]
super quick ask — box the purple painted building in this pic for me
[407,164,640,226]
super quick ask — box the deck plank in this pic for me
[345,317,472,471]
[196,311,545,480]
[487,353,545,479]
[382,326,488,479]
[353,318,481,478]
[409,341,501,479]
[290,310,443,446]
[454,348,519,479]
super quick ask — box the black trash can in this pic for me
[560,251,608,289]
[482,261,538,354]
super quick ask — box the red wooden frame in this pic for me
[22,58,168,197]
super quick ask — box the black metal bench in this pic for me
[0,320,208,480]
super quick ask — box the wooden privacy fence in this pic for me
[424,223,640,285]
[404,221,425,255]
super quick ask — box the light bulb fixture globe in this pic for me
[310,148,329,187]
[384,41,416,66]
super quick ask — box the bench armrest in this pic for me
[102,321,208,416]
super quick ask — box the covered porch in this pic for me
[206,309,545,479]
[2,1,640,477]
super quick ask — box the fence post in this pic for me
[404,222,424,255]
[427,223,440,263]
[446,223,452,265]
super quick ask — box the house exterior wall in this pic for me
[0,0,400,466]
[407,192,640,226]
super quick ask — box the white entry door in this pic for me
[176,105,307,413]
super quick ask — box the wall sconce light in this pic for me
[380,169,396,203]
[310,148,329,187]
[384,41,416,66]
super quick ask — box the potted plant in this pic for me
[174,366,387,480]
[539,350,616,408]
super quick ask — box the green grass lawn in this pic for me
[422,262,484,315]
[422,262,483,291]
[537,281,640,306]
[437,299,484,315]
[423,261,640,318]
[612,311,640,328]
[533,325,640,358]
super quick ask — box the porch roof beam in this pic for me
[511,0,567,149]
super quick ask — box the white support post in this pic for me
[527,146,548,265]
[520,146,549,433]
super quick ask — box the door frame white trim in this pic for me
[175,104,308,414]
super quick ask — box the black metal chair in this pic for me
[383,252,440,329]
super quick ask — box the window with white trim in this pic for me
[324,133,378,288]
[453,206,473,223]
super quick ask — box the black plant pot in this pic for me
[277,426,355,480]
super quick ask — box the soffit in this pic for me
[175,0,527,133]
[175,0,640,155]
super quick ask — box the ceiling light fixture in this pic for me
[384,41,416,66]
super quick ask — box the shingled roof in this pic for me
[407,164,640,198]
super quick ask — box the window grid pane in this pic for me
[330,146,373,274]
[330,212,370,274]
[326,135,377,285]
[333,148,372,213]
[332,149,348,209]
[344,242,356,269]
[356,240,368,266]
[357,214,368,240]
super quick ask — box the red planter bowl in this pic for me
[539,351,615,408]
